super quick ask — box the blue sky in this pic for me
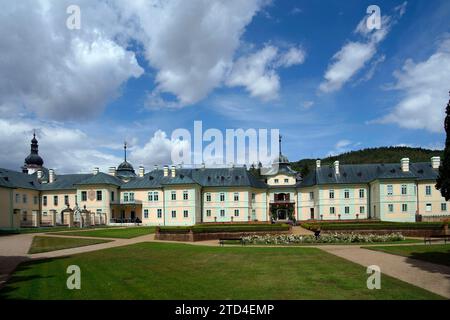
[1,0,450,173]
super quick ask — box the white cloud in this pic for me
[377,38,450,132]
[226,45,306,101]
[0,0,144,120]
[0,118,121,173]
[319,5,405,93]
[302,101,314,109]
[130,130,189,167]
[118,0,266,106]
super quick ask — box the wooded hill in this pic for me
[290,146,444,177]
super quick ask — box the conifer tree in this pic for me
[436,92,450,200]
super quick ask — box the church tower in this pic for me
[22,132,44,174]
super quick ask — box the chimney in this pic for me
[163,165,169,177]
[316,159,321,168]
[401,158,410,172]
[154,165,158,171]
[138,166,145,177]
[49,169,55,184]
[108,167,116,176]
[431,156,441,169]
[171,165,176,178]
[37,169,43,180]
[334,161,340,175]
[93,167,99,175]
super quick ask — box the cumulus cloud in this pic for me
[319,4,406,93]
[130,130,189,167]
[117,0,266,106]
[0,118,121,173]
[377,38,450,132]
[0,0,144,120]
[226,45,306,101]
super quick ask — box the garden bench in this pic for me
[219,238,243,246]
[424,235,450,244]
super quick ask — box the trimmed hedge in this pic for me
[158,224,290,234]
[301,221,445,231]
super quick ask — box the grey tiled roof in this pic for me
[0,176,14,188]
[75,172,123,187]
[0,168,40,190]
[298,162,440,187]
[40,174,93,190]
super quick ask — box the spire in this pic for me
[279,134,282,157]
[124,141,127,162]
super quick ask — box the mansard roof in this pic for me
[298,162,440,187]
[74,172,123,187]
[121,167,268,189]
[40,174,93,191]
[0,168,40,190]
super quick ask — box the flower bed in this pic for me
[241,232,405,245]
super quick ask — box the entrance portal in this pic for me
[277,209,287,220]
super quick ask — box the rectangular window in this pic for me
[344,189,350,199]
[329,190,334,199]
[64,195,69,205]
[123,193,129,202]
[388,204,394,213]
[81,191,87,201]
[234,192,239,202]
[402,204,408,212]
[309,192,314,200]
[387,185,393,196]
[53,196,58,206]
[171,191,176,201]
[425,185,432,196]
[33,196,38,205]
[234,209,239,217]
[345,206,350,214]
[157,209,162,218]
[401,185,407,195]
[206,193,211,202]
[329,207,335,214]
[251,193,256,202]
[22,194,27,203]
[274,179,279,183]
[148,192,153,201]
[183,210,188,218]
[220,193,225,202]
[284,179,289,183]
[153,192,159,201]
[43,196,47,206]
[426,203,432,212]
[441,203,447,211]
[183,191,188,200]
[220,209,225,217]
[111,191,115,202]
[359,206,365,214]
[359,189,365,198]
[15,194,20,203]
[96,190,102,201]
[129,193,135,202]
[171,210,176,218]
[144,209,149,219]
[206,209,211,217]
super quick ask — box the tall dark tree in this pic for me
[436,92,450,200]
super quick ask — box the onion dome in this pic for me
[24,132,44,167]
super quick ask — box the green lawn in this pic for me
[28,236,112,254]
[364,244,450,267]
[0,242,442,300]
[50,226,156,239]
